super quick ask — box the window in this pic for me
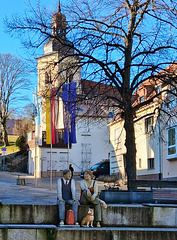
[45,71,51,84]
[114,128,121,144]
[164,99,177,109]
[66,70,73,83]
[164,88,177,109]
[145,116,154,133]
[42,130,67,148]
[140,96,145,102]
[167,127,176,157]
[148,158,154,169]
[108,111,114,119]
[157,85,161,94]
[139,158,142,169]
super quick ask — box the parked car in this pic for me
[80,160,110,178]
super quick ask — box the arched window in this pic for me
[45,71,51,84]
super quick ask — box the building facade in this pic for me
[109,64,177,180]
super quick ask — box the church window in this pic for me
[45,71,51,84]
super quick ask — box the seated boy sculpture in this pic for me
[57,169,79,225]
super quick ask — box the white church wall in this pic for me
[70,117,109,173]
[39,117,109,176]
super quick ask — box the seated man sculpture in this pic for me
[80,170,107,227]
[57,169,79,225]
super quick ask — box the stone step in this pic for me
[0,224,56,229]
[1,203,177,228]
[0,225,177,240]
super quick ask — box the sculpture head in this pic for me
[84,170,93,180]
[63,169,72,180]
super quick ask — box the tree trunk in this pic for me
[3,129,9,147]
[122,1,138,190]
[2,118,9,146]
[124,101,137,191]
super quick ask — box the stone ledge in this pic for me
[0,224,56,229]
[1,204,177,228]
[0,227,177,240]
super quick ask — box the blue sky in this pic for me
[0,0,58,55]
[0,0,58,114]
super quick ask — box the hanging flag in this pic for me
[33,92,42,146]
[54,90,61,144]
[46,88,60,145]
[62,82,77,144]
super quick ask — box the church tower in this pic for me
[37,3,81,95]
[35,3,81,147]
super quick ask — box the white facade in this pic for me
[28,117,109,177]
[109,102,161,179]
[109,92,177,180]
[28,143,41,178]
[160,107,177,180]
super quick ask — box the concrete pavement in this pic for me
[0,171,106,204]
[0,171,57,204]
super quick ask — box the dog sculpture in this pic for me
[81,208,94,227]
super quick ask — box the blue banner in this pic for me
[62,82,77,144]
[33,92,42,146]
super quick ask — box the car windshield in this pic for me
[90,163,101,170]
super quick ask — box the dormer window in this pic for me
[140,96,145,102]
[157,85,161,94]
[114,128,121,144]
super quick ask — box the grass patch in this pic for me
[0,135,20,154]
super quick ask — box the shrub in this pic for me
[15,135,27,152]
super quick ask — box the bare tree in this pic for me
[5,0,177,188]
[0,53,30,146]
[15,103,35,138]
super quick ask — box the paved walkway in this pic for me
[0,171,107,205]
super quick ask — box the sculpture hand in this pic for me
[91,195,96,201]
[87,190,92,197]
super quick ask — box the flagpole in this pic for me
[34,138,37,187]
[67,115,70,167]
[67,79,70,168]
[50,88,53,190]
[34,87,38,188]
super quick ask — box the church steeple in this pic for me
[43,2,74,55]
[51,1,67,37]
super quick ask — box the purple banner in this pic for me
[62,82,77,144]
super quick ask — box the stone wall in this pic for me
[1,204,177,239]
[1,204,177,228]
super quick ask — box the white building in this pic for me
[109,63,177,180]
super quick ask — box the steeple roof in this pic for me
[51,2,67,37]
[43,3,73,55]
